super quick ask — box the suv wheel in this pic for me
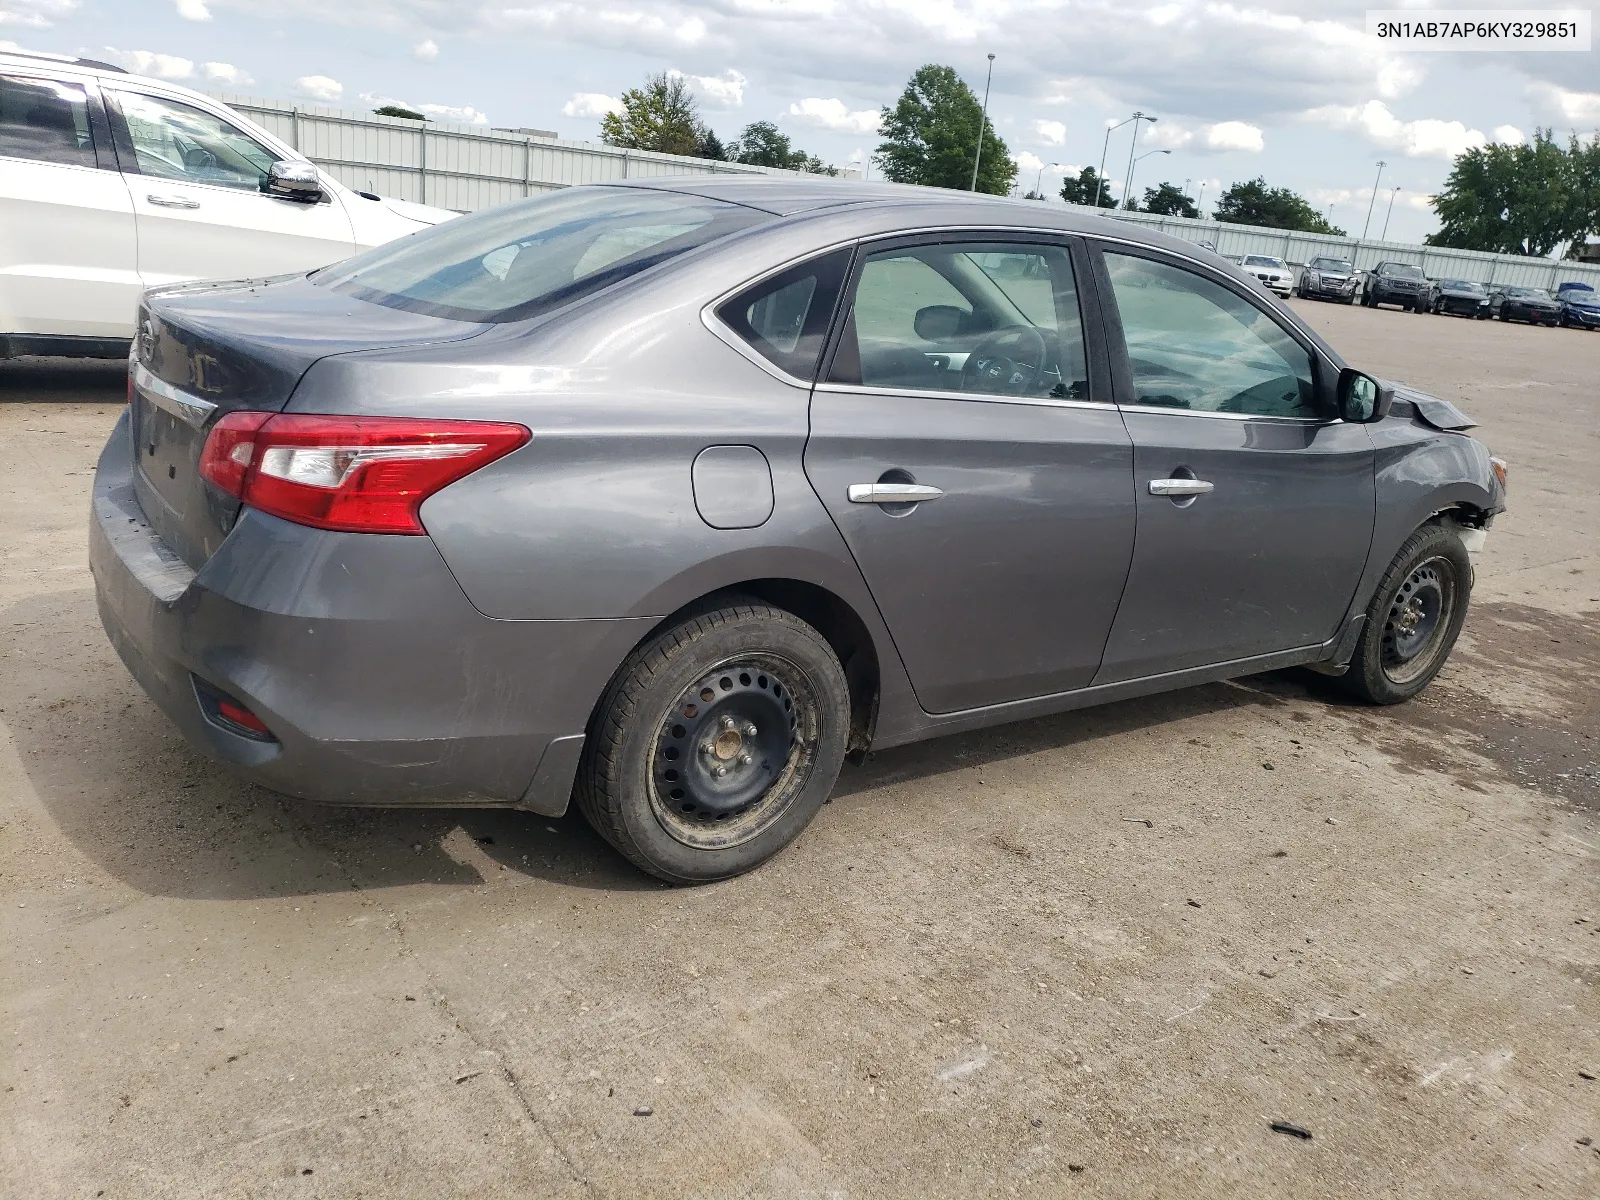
[575,599,851,883]
[1338,524,1472,705]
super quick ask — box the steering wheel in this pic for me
[961,325,1048,395]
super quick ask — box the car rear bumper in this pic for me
[89,409,653,815]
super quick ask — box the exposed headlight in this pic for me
[1478,298,1489,305]
[1306,272,1320,286]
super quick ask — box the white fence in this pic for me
[218,93,1600,292]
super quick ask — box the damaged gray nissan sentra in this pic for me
[90,177,1507,882]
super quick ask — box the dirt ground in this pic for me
[1,303,1596,1199]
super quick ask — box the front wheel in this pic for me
[574,599,851,883]
[1338,524,1472,705]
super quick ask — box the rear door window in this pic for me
[0,74,95,168]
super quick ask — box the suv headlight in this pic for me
[1306,272,1320,286]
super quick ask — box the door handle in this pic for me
[1148,478,1214,497]
[146,194,200,209]
[847,483,944,504]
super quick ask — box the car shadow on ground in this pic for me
[4,587,1343,904]
[0,356,127,402]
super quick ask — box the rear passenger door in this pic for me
[1089,243,1375,683]
[0,70,139,339]
[803,235,1136,713]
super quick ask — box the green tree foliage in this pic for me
[1427,129,1599,258]
[373,104,427,121]
[600,72,712,159]
[874,64,1016,194]
[731,121,836,175]
[1213,177,1345,235]
[1057,165,1116,208]
[1141,182,1200,218]
[697,127,729,162]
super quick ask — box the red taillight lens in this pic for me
[198,413,530,534]
[216,699,272,738]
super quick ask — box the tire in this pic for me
[1338,524,1472,705]
[574,598,851,883]
[1343,295,1356,305]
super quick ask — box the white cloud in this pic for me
[413,38,439,62]
[1492,125,1525,145]
[1014,150,1045,174]
[0,0,77,29]
[202,61,252,86]
[787,97,879,134]
[678,68,745,109]
[101,47,194,79]
[295,74,343,102]
[418,102,488,125]
[1526,82,1600,122]
[174,0,210,20]
[1146,120,1264,153]
[1033,119,1067,146]
[1305,100,1487,160]
[562,91,624,119]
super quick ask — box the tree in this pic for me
[729,120,836,174]
[1142,181,1200,218]
[600,72,711,159]
[697,127,729,162]
[1427,129,1597,258]
[874,64,1016,194]
[1213,177,1345,234]
[1058,165,1116,208]
[373,104,426,121]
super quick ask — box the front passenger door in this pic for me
[1090,246,1375,683]
[804,236,1135,713]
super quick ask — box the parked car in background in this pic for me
[1239,253,1293,297]
[1296,255,1358,303]
[1488,286,1561,326]
[0,47,456,360]
[1556,281,1600,330]
[1424,278,1490,318]
[1361,261,1429,311]
[91,178,1507,882]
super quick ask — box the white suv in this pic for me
[0,48,455,359]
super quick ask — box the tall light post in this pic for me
[1381,186,1401,241]
[1034,160,1060,197]
[1361,160,1387,239]
[1095,111,1156,208]
[1120,112,1159,212]
[968,53,996,192]
[1127,148,1171,209]
[1195,180,1207,213]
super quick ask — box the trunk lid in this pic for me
[129,274,486,568]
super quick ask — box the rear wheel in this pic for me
[575,599,851,883]
[1338,524,1472,705]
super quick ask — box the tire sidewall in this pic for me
[597,610,850,883]
[1349,524,1473,704]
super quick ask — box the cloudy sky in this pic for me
[3,0,1597,244]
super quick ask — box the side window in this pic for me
[111,91,278,191]
[716,248,851,380]
[829,241,1090,401]
[0,75,95,168]
[1103,252,1316,419]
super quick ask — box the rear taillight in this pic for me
[199,413,529,534]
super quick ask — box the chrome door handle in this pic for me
[847,483,944,504]
[147,194,200,209]
[1148,478,1214,497]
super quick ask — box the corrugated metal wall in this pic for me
[216,93,1600,292]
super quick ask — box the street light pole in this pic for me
[1033,161,1059,197]
[1381,186,1401,240]
[969,53,996,192]
[1120,112,1157,210]
[1127,148,1170,210]
[1094,111,1154,208]
[1362,160,1386,239]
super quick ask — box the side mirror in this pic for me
[262,160,324,203]
[1337,368,1394,423]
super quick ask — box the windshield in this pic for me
[1506,287,1549,298]
[1310,258,1353,272]
[1384,264,1425,280]
[1242,255,1285,268]
[314,187,768,322]
[1442,280,1485,293]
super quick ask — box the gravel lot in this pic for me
[2,302,1597,1198]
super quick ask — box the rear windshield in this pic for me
[314,187,768,322]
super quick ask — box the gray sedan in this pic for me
[91,178,1508,882]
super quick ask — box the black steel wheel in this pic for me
[575,598,850,883]
[1338,524,1472,705]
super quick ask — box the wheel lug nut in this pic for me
[744,724,757,736]
[714,765,727,777]
[721,715,736,730]
[700,741,714,754]
[739,753,752,766]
